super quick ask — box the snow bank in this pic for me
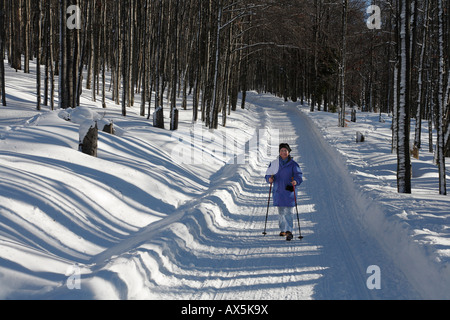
[59,106,125,143]
[301,107,450,299]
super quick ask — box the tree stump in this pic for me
[356,131,365,143]
[80,122,98,157]
[102,121,115,135]
[411,145,420,160]
[170,108,178,131]
[351,109,357,122]
[153,107,164,129]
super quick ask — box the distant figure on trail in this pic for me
[265,143,303,241]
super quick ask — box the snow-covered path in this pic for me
[2,54,450,300]
[41,93,425,300]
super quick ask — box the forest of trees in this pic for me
[0,0,449,194]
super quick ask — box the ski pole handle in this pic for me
[291,177,297,186]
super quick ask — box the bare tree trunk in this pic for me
[24,0,30,73]
[436,0,447,195]
[36,0,42,110]
[311,0,321,112]
[0,1,6,106]
[338,0,348,127]
[121,0,128,116]
[170,0,180,131]
[152,0,164,128]
[49,0,55,110]
[210,0,222,130]
[128,0,134,108]
[114,2,121,105]
[192,0,202,122]
[397,0,412,194]
[140,0,148,116]
[414,0,429,150]
[101,0,107,108]
[59,0,67,109]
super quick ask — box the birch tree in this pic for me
[413,0,429,150]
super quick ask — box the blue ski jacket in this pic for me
[265,156,303,207]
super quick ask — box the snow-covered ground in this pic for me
[0,59,449,300]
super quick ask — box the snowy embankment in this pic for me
[302,107,450,298]
[0,63,209,298]
[1,60,450,300]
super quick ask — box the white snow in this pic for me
[1,58,449,300]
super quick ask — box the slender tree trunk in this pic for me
[49,0,55,110]
[140,0,148,116]
[311,0,320,112]
[338,0,348,127]
[192,0,201,122]
[59,0,67,109]
[397,0,412,194]
[210,0,222,130]
[427,76,434,154]
[152,0,164,128]
[436,0,447,195]
[0,2,6,106]
[101,0,107,108]
[128,0,134,108]
[24,0,30,73]
[114,2,121,105]
[414,0,429,150]
[36,0,42,110]
[170,0,179,131]
[121,0,128,116]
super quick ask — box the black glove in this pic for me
[285,185,294,192]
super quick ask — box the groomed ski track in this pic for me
[50,93,424,300]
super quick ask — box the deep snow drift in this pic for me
[0,60,449,300]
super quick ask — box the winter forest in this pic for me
[0,0,449,196]
[1,0,450,301]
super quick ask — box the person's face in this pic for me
[279,148,289,160]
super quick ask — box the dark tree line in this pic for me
[0,0,448,193]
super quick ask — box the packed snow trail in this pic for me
[44,93,423,300]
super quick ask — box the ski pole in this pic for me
[263,176,273,236]
[292,178,304,240]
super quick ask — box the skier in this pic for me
[265,143,303,241]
